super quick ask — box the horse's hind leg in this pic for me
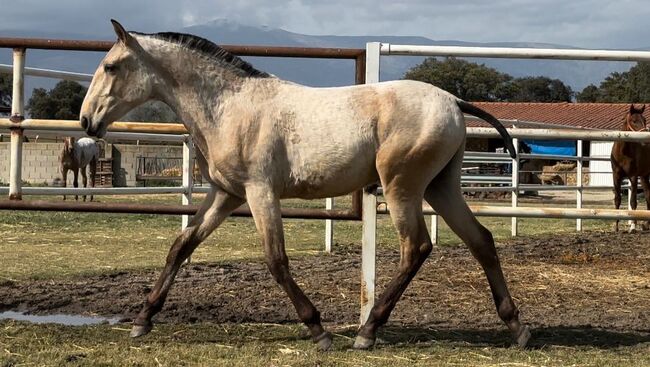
[354,140,442,349]
[89,158,97,202]
[80,166,88,202]
[354,185,432,349]
[423,150,530,347]
[130,187,244,338]
[246,186,332,351]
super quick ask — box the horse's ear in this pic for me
[111,19,133,45]
[641,104,646,113]
[630,104,637,114]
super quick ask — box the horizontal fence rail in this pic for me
[380,43,650,61]
[376,205,650,221]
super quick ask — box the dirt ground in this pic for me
[1,230,649,346]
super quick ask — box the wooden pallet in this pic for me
[94,158,113,187]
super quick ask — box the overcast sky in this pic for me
[3,0,650,49]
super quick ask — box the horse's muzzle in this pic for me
[81,116,100,137]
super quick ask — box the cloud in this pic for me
[2,0,650,48]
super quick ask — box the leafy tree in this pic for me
[404,57,513,101]
[124,101,178,122]
[27,80,87,119]
[0,74,11,115]
[404,57,573,102]
[577,62,650,103]
[576,84,601,102]
[510,76,573,102]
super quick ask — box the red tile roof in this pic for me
[468,102,648,130]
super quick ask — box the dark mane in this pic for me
[132,31,271,78]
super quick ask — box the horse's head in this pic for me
[80,20,156,138]
[63,137,75,156]
[625,104,647,132]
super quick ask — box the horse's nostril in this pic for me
[81,116,89,130]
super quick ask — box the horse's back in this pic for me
[269,80,465,198]
[75,138,98,167]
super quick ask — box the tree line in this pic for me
[1,58,650,119]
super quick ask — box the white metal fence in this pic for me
[5,40,650,325]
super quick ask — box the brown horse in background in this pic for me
[611,104,650,231]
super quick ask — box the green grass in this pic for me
[2,194,646,366]
[1,322,648,367]
[0,195,614,281]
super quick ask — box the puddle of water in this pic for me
[0,311,121,326]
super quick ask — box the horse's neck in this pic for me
[147,45,248,136]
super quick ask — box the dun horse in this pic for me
[60,137,98,202]
[611,104,650,232]
[79,20,530,350]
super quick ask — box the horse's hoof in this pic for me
[130,323,153,338]
[515,325,531,348]
[314,332,333,351]
[352,335,375,350]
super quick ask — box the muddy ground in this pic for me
[1,231,649,346]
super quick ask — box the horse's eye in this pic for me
[104,64,118,73]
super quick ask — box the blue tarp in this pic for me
[524,140,576,156]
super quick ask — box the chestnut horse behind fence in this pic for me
[611,104,650,231]
[59,137,99,201]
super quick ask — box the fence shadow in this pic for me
[335,325,650,349]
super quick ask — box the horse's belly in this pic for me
[284,149,378,199]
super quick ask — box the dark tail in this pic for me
[456,100,516,159]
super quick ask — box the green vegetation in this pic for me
[404,57,573,102]
[2,321,648,367]
[577,62,650,103]
[27,80,87,120]
[0,195,647,366]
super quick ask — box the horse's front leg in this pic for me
[61,168,68,201]
[612,169,623,232]
[130,187,244,338]
[246,186,332,351]
[629,175,639,232]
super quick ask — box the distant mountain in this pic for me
[0,19,639,102]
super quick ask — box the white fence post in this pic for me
[576,139,583,231]
[9,48,25,200]
[360,189,377,324]
[511,138,519,236]
[430,214,438,245]
[360,41,381,325]
[181,135,194,230]
[325,198,334,253]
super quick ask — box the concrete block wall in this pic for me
[0,142,66,186]
[0,142,182,187]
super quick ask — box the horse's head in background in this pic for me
[625,104,647,132]
[80,20,157,138]
[63,137,75,156]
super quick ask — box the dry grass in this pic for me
[2,194,648,366]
